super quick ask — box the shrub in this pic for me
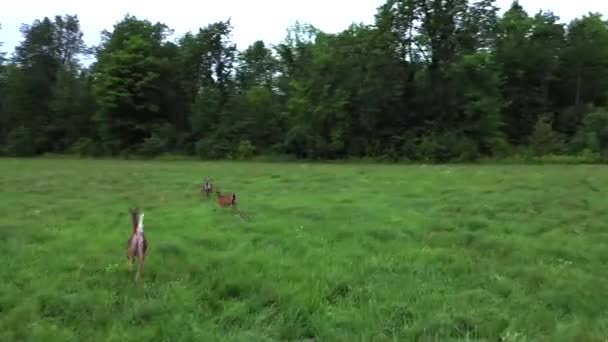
[195,137,233,160]
[68,137,103,157]
[572,108,608,159]
[529,115,565,156]
[4,126,36,156]
[137,134,168,157]
[414,132,479,163]
[237,140,256,159]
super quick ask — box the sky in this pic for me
[1,0,607,63]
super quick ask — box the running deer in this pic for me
[201,177,213,198]
[127,208,148,283]
[215,191,237,208]
[215,189,250,221]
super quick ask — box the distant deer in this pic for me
[127,208,148,283]
[215,190,251,221]
[201,177,213,198]
[215,191,237,208]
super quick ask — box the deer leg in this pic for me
[127,248,135,271]
[135,240,145,283]
[135,254,143,283]
[127,239,135,271]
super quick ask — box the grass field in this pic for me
[1,158,608,341]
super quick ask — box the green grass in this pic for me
[1,158,608,341]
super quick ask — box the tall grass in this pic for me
[1,158,607,340]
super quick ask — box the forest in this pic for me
[1,0,608,162]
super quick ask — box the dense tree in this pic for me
[0,23,6,143]
[92,15,180,154]
[237,40,277,91]
[1,16,89,154]
[187,20,239,158]
[0,23,5,65]
[2,2,608,162]
[552,14,608,138]
[7,17,60,153]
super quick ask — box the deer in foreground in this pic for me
[127,208,148,283]
[201,177,213,199]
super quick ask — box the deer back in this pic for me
[215,191,236,207]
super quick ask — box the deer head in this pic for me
[129,208,139,231]
[128,207,144,233]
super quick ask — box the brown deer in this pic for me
[215,191,237,208]
[214,189,251,221]
[201,177,213,198]
[127,208,148,283]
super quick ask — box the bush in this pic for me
[439,133,480,162]
[572,108,608,159]
[153,154,197,162]
[68,137,103,157]
[529,115,565,156]
[137,134,168,157]
[136,123,179,157]
[195,137,233,160]
[414,132,479,163]
[485,136,511,158]
[534,153,598,164]
[555,104,596,137]
[237,139,256,159]
[4,126,36,156]
[250,154,298,162]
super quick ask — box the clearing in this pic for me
[1,158,607,341]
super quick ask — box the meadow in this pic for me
[1,158,608,341]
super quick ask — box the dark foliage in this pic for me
[2,4,608,162]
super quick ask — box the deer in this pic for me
[214,190,251,221]
[127,208,148,283]
[201,177,213,199]
[215,190,237,208]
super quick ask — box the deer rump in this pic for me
[127,208,148,257]
[126,234,148,256]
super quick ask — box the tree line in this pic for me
[1,0,608,162]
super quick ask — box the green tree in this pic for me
[552,14,608,138]
[495,2,565,143]
[375,0,505,161]
[50,68,96,151]
[573,108,608,158]
[237,40,277,90]
[529,114,564,156]
[4,17,60,153]
[0,23,7,146]
[187,20,239,158]
[54,15,89,69]
[48,15,91,152]
[0,23,5,64]
[92,15,178,154]
[1,4,608,161]
[2,15,89,154]
[559,13,608,108]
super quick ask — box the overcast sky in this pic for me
[1,0,607,62]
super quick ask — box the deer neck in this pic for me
[136,213,144,234]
